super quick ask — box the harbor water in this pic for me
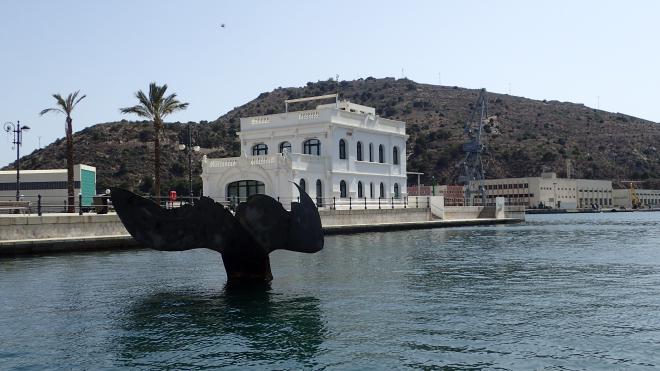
[1,212,659,369]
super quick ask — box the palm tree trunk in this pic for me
[153,119,161,199]
[66,116,75,213]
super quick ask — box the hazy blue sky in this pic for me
[1,0,658,166]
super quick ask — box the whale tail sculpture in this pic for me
[110,183,323,284]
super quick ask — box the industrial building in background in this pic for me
[470,172,613,209]
[613,187,660,209]
[0,164,96,211]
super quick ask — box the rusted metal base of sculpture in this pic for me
[110,184,323,285]
[221,252,273,284]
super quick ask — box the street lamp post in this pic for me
[4,121,30,201]
[178,123,200,202]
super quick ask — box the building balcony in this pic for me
[202,153,331,174]
[203,154,288,170]
[353,160,404,176]
[241,109,332,131]
[240,108,405,136]
[288,153,329,171]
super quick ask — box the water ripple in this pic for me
[1,212,660,369]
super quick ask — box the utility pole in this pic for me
[4,121,30,201]
[178,123,200,201]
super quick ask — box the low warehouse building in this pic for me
[0,164,96,212]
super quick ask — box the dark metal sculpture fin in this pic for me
[234,194,290,254]
[287,183,324,253]
[233,183,324,254]
[110,187,236,253]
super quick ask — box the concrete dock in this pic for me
[0,204,524,257]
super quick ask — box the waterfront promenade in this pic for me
[0,207,523,256]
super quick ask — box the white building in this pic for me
[0,164,97,210]
[471,172,613,209]
[613,188,660,209]
[202,95,408,208]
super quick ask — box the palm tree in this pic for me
[120,83,188,197]
[40,91,86,213]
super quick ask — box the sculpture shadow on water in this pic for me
[110,183,324,285]
[114,288,326,368]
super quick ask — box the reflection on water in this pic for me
[1,212,660,369]
[115,288,325,369]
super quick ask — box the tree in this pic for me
[40,91,86,213]
[120,83,188,197]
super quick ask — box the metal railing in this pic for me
[0,194,114,216]
[0,193,437,216]
[220,196,431,211]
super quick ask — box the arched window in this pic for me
[303,138,321,156]
[252,143,268,156]
[393,147,399,165]
[379,182,385,198]
[358,181,363,198]
[378,144,384,163]
[339,139,346,159]
[340,180,347,198]
[279,141,291,153]
[357,141,363,161]
[226,180,266,204]
[369,143,374,162]
[299,178,306,193]
[394,183,400,198]
[370,182,374,198]
[316,179,323,207]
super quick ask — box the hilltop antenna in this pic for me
[459,88,489,206]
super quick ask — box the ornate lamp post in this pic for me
[4,121,30,201]
[178,123,200,200]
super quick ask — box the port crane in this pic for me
[629,182,642,209]
[614,180,643,209]
[459,88,489,206]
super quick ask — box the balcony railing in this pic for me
[205,154,284,169]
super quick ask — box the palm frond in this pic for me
[43,92,85,116]
[65,93,74,113]
[148,82,167,114]
[162,93,189,115]
[119,105,153,119]
[71,90,86,108]
[121,82,187,120]
[135,90,155,116]
[53,93,67,111]
[39,107,65,116]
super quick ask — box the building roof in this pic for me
[0,164,96,175]
[0,169,66,175]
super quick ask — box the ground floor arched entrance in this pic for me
[226,180,265,204]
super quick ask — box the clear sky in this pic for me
[1,0,658,166]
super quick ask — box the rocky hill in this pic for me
[4,77,660,194]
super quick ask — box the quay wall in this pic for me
[0,214,127,241]
[320,208,432,226]
[0,205,524,256]
[0,204,525,243]
[1,209,434,242]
